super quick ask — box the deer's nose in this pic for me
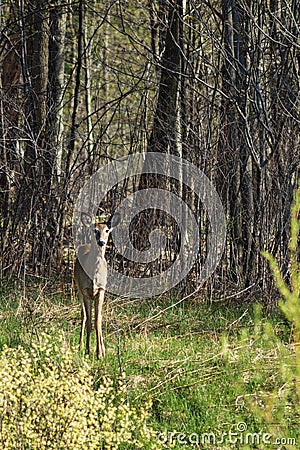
[98,239,105,247]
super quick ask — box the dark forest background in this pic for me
[0,0,299,301]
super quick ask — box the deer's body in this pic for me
[74,213,120,358]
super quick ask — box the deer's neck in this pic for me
[98,246,106,259]
[92,246,107,291]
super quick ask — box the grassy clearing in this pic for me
[0,280,298,449]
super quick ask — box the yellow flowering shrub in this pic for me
[0,336,158,449]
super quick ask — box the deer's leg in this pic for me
[78,290,86,351]
[95,289,105,358]
[82,292,92,355]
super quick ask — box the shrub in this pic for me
[0,335,158,449]
[235,182,300,445]
[258,182,300,441]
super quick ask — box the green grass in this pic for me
[0,279,298,449]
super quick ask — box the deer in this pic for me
[74,212,120,358]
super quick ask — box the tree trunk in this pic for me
[0,5,21,266]
[136,0,183,268]
[219,0,253,285]
[46,1,66,182]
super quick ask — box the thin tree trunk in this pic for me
[83,12,94,175]
[0,5,21,266]
[67,0,84,178]
[47,1,66,181]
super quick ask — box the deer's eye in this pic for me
[94,228,100,240]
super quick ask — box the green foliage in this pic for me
[2,249,300,449]
[263,183,300,334]
[263,181,300,378]
[234,182,300,447]
[0,335,157,450]
[0,284,298,449]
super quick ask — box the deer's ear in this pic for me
[107,212,121,230]
[81,212,93,228]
